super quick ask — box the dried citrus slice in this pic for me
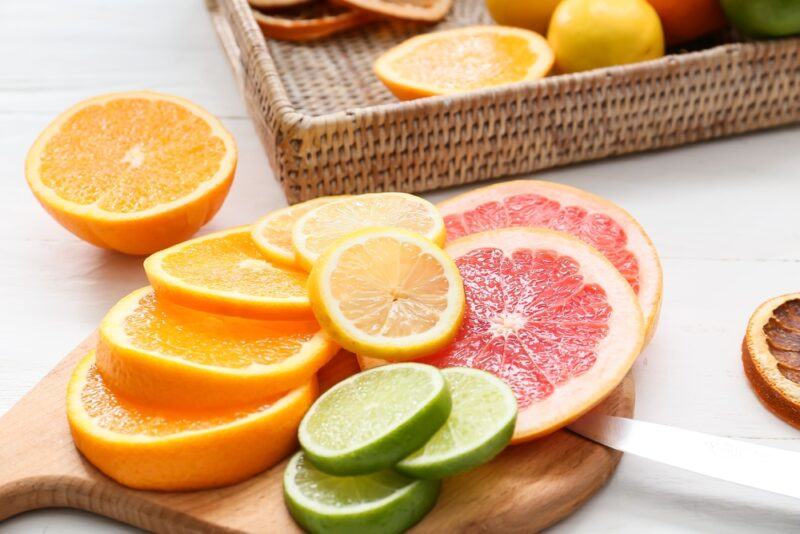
[743,293,800,428]
[374,26,554,100]
[252,196,344,268]
[308,227,464,361]
[362,228,645,443]
[437,180,662,343]
[292,193,446,271]
[253,4,378,42]
[25,91,236,255]
[145,226,312,320]
[67,351,314,490]
[333,0,452,21]
[96,287,338,409]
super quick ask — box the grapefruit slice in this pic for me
[437,180,662,342]
[361,228,645,442]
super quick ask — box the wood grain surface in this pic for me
[0,334,634,533]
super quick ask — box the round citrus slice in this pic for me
[25,91,237,255]
[298,363,451,475]
[96,286,338,409]
[291,193,446,271]
[145,226,312,320]
[374,26,555,100]
[252,196,344,268]
[743,293,800,428]
[396,367,516,479]
[437,180,662,342]
[308,227,464,361]
[284,452,440,534]
[67,351,314,491]
[361,228,645,443]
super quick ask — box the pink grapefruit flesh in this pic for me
[437,180,662,342]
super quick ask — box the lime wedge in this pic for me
[299,363,451,475]
[396,367,517,479]
[284,452,440,534]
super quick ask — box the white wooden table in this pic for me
[2,1,799,532]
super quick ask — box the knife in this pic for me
[568,413,800,500]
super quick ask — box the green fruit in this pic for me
[720,0,800,37]
[298,363,451,475]
[284,452,440,534]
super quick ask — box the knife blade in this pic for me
[568,413,800,500]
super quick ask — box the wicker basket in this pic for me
[208,0,800,204]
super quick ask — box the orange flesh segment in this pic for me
[39,98,226,213]
[123,291,318,368]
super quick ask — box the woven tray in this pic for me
[208,0,800,204]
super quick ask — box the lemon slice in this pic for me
[291,193,446,271]
[308,227,464,361]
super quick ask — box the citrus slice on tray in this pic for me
[284,452,440,534]
[374,26,555,100]
[145,226,311,320]
[333,0,452,21]
[96,286,338,409]
[253,3,378,42]
[361,228,645,443]
[67,351,314,491]
[25,91,237,255]
[308,227,464,361]
[292,193,446,271]
[743,293,800,427]
[252,196,344,268]
[437,180,662,342]
[298,363,451,475]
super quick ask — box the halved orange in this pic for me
[374,26,555,100]
[96,287,338,409]
[25,91,237,255]
[68,351,314,490]
[145,226,312,320]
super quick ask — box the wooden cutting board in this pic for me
[0,334,634,533]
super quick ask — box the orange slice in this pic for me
[96,287,338,409]
[333,0,452,21]
[253,4,378,42]
[25,91,237,255]
[317,349,361,393]
[374,26,555,100]
[68,351,314,490]
[252,196,345,268]
[145,226,312,320]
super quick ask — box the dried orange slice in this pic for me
[252,196,345,268]
[253,4,378,41]
[96,287,338,409]
[334,0,452,21]
[25,91,236,255]
[68,351,314,490]
[743,293,800,428]
[250,0,318,9]
[374,26,555,100]
[145,226,311,320]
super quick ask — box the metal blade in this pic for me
[568,413,800,500]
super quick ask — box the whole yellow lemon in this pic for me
[547,0,665,74]
[485,0,563,35]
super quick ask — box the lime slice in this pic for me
[396,367,517,479]
[298,363,451,475]
[284,452,440,534]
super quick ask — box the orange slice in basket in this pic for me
[96,287,338,409]
[374,26,555,100]
[334,0,452,21]
[253,3,378,42]
[145,226,311,320]
[250,0,318,9]
[68,351,314,490]
[25,91,237,255]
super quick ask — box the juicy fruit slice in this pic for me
[438,180,662,342]
[291,193,446,271]
[252,197,343,268]
[308,227,465,361]
[284,452,440,534]
[374,26,555,100]
[298,363,451,475]
[145,226,312,320]
[68,351,314,490]
[97,286,337,409]
[743,293,800,428]
[396,367,517,479]
[25,91,236,255]
[317,350,361,394]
